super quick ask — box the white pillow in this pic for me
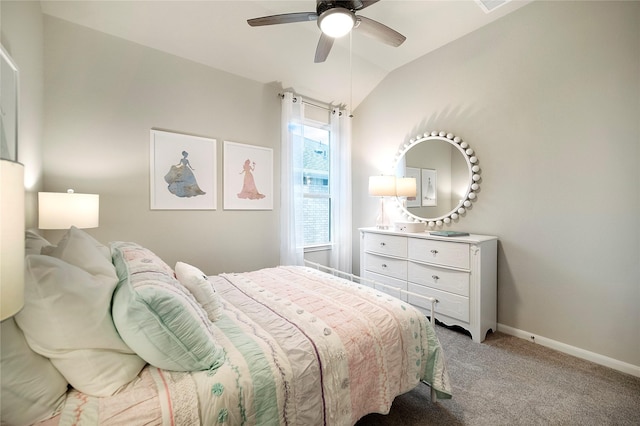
[41,226,111,275]
[15,227,146,396]
[0,317,68,426]
[25,229,53,255]
[175,261,222,322]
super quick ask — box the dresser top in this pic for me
[359,227,498,243]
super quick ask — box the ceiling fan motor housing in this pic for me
[316,0,365,15]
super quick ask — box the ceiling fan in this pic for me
[247,0,406,63]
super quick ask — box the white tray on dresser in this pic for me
[359,227,498,343]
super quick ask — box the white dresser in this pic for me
[359,227,498,343]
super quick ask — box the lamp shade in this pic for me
[38,190,99,229]
[368,175,396,197]
[369,176,396,197]
[396,177,417,197]
[318,8,355,38]
[1,160,25,320]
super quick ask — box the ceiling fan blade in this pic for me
[355,15,406,47]
[247,12,317,27]
[314,33,335,63]
[339,0,380,11]
[357,0,381,10]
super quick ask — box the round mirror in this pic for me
[393,131,481,228]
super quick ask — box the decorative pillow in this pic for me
[15,227,146,397]
[1,317,68,426]
[25,229,53,255]
[175,261,222,322]
[111,242,225,372]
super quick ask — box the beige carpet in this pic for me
[356,325,640,425]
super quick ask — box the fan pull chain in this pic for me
[349,31,354,118]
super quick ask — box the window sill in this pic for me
[304,244,332,253]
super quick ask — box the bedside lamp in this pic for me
[38,189,99,229]
[368,175,396,229]
[1,159,25,320]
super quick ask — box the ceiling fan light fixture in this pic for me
[318,8,355,38]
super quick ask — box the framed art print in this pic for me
[421,168,437,207]
[223,141,273,210]
[150,129,216,210]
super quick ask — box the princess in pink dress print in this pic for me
[237,159,265,200]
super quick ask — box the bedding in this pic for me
[196,266,452,425]
[4,229,452,426]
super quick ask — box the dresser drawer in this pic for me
[364,253,407,281]
[408,283,469,323]
[362,271,408,301]
[364,233,407,258]
[408,238,469,269]
[408,261,469,297]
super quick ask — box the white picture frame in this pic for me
[1,45,19,162]
[150,129,217,210]
[223,141,273,210]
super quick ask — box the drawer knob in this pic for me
[432,275,440,281]
[430,249,439,255]
[381,264,388,268]
[380,242,386,247]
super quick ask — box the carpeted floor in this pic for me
[356,325,640,425]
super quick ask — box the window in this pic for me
[281,92,351,269]
[293,122,332,248]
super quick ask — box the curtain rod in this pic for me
[278,92,332,111]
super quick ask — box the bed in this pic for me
[1,227,451,426]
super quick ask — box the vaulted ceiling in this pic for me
[41,0,532,109]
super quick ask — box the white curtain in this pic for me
[330,107,352,273]
[280,93,353,273]
[280,92,305,265]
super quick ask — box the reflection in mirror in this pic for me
[393,131,480,228]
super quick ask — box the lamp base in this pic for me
[375,198,391,229]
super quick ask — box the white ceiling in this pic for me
[40,0,532,109]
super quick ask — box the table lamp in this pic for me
[1,159,25,320]
[38,189,99,229]
[368,175,396,229]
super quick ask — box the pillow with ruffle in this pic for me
[0,317,68,426]
[175,261,222,322]
[111,242,225,372]
[15,227,146,397]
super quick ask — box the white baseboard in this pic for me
[496,323,640,378]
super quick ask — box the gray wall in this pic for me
[41,16,282,275]
[352,1,639,367]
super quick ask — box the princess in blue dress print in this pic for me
[164,151,206,198]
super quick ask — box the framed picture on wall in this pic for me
[150,129,217,210]
[223,141,273,210]
[421,168,437,207]
[405,167,421,208]
[1,45,19,162]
